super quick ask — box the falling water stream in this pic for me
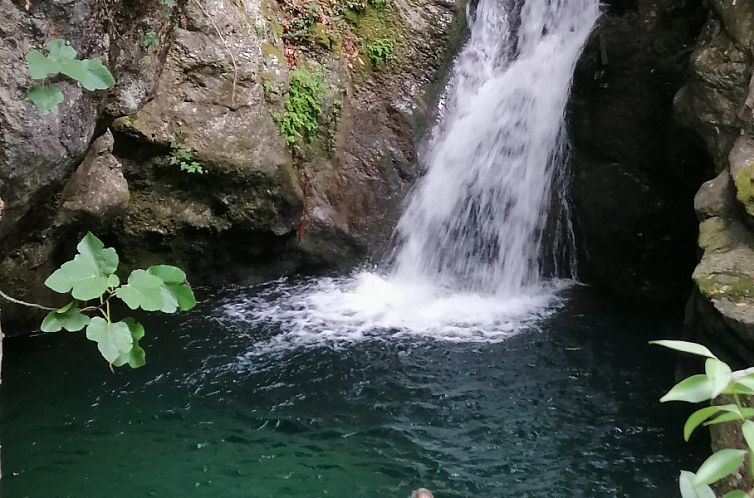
[0,1,706,497]
[389,0,596,294]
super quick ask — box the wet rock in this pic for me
[675,26,752,169]
[59,130,130,221]
[109,0,465,278]
[695,168,735,220]
[0,0,176,242]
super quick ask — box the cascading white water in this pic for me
[224,0,602,347]
[389,0,600,295]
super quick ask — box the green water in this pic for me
[1,285,701,497]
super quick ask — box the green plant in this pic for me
[143,31,158,49]
[159,0,175,7]
[277,69,325,148]
[169,139,206,174]
[367,37,394,66]
[370,0,389,10]
[283,1,323,44]
[38,233,196,368]
[25,38,116,115]
[262,78,277,99]
[653,340,754,497]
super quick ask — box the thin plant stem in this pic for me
[0,289,55,311]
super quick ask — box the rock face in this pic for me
[0,0,175,238]
[0,0,464,330]
[674,0,754,493]
[676,0,754,368]
[570,0,709,300]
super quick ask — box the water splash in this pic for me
[225,0,601,345]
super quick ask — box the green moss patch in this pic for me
[735,162,754,217]
[696,272,754,302]
[276,69,326,150]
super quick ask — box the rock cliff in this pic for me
[0,0,464,330]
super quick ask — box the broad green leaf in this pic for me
[40,303,90,332]
[108,273,120,289]
[742,420,754,453]
[148,265,187,283]
[695,449,747,486]
[732,375,754,394]
[85,317,133,364]
[60,59,115,91]
[685,405,731,441]
[157,283,196,313]
[158,284,179,313]
[112,318,146,368]
[706,358,733,398]
[25,49,60,79]
[705,408,754,426]
[27,85,63,115]
[115,269,164,311]
[44,253,109,301]
[168,283,196,311]
[650,340,718,359]
[680,471,715,498]
[45,38,76,62]
[722,491,748,498]
[661,374,714,403]
[144,265,195,313]
[77,232,118,275]
[726,382,754,395]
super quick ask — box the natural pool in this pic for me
[0,283,702,498]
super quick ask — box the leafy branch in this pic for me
[653,340,754,498]
[25,38,116,115]
[169,139,206,174]
[0,233,196,369]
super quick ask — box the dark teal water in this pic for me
[1,285,701,497]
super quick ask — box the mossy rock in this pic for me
[696,272,754,301]
[734,163,754,217]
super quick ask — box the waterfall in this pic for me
[229,0,602,346]
[388,0,601,295]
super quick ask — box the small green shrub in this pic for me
[367,37,395,66]
[143,31,158,49]
[25,38,116,115]
[277,69,325,149]
[653,340,754,498]
[41,233,196,368]
[169,139,206,174]
[262,78,277,100]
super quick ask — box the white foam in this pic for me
[220,273,574,353]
